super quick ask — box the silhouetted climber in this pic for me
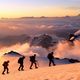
[29,54,38,69]
[18,56,25,71]
[47,52,55,67]
[2,60,10,75]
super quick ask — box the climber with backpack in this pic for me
[18,56,25,71]
[29,54,38,69]
[2,60,10,75]
[47,52,55,67]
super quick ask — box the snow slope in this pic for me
[0,56,80,80]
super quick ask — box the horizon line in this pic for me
[0,15,80,19]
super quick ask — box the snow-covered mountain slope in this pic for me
[0,56,80,80]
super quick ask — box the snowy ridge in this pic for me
[0,61,80,80]
[0,56,80,80]
[4,51,23,57]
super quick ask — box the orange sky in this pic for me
[0,0,80,18]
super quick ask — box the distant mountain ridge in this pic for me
[4,51,23,57]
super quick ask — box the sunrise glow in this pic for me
[0,0,79,18]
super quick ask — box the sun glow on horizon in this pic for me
[0,7,79,18]
[0,0,79,18]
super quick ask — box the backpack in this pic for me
[30,56,34,62]
[2,62,5,66]
[47,54,50,59]
[18,58,21,63]
[47,53,54,59]
[2,61,7,66]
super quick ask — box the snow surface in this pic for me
[0,56,80,80]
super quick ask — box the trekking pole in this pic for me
[36,60,39,67]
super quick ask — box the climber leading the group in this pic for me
[47,52,55,67]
